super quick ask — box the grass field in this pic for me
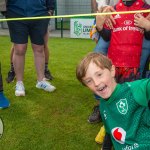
[0,36,103,150]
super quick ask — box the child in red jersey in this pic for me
[96,0,150,82]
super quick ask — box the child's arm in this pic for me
[96,6,114,41]
[96,8,107,31]
[96,6,116,30]
[129,79,150,107]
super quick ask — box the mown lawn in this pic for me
[0,36,103,150]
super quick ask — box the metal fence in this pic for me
[55,0,91,30]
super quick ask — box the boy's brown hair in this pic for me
[76,52,113,85]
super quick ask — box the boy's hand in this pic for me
[96,6,116,31]
[146,13,150,21]
[93,38,98,44]
[134,13,150,31]
[103,6,116,29]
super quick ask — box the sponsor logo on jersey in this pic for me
[116,98,128,115]
[103,110,107,120]
[112,127,126,144]
[124,20,132,25]
[122,143,139,150]
[112,127,139,149]
[114,14,121,19]
[126,83,131,87]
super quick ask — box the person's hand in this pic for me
[96,6,116,31]
[146,13,150,21]
[94,38,98,44]
[48,10,54,16]
[103,6,116,29]
[134,13,146,27]
[134,13,150,31]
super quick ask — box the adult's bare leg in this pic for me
[32,43,45,81]
[13,43,27,81]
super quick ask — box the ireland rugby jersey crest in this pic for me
[116,99,128,115]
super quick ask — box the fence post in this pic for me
[61,17,63,38]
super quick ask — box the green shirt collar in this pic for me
[103,84,121,104]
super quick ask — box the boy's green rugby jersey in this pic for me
[100,79,150,150]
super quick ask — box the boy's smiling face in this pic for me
[83,61,117,99]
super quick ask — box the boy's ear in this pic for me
[111,65,116,77]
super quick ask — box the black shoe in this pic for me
[44,69,53,80]
[6,71,15,83]
[102,133,113,150]
[88,105,102,123]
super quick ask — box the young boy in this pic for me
[76,52,150,149]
